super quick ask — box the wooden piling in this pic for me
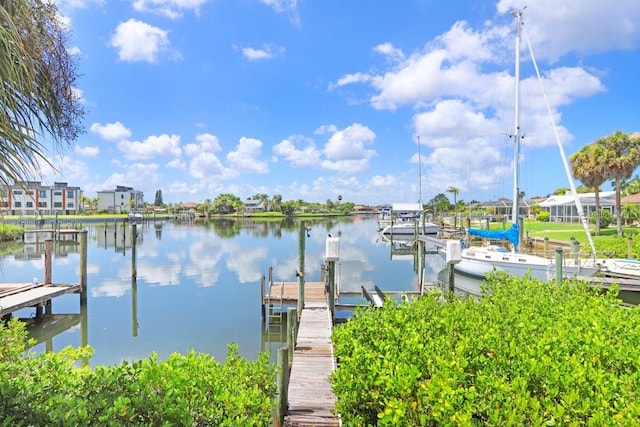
[555,248,563,284]
[297,222,305,314]
[276,346,290,426]
[260,275,266,321]
[44,239,53,285]
[327,260,335,317]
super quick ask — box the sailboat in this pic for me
[453,10,601,281]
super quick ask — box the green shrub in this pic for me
[331,274,640,426]
[0,321,277,426]
[590,209,614,228]
[536,211,550,222]
[0,223,23,241]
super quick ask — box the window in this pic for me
[26,190,34,195]
[26,201,33,208]
[53,191,62,196]
[38,202,47,208]
[13,190,22,195]
[39,190,47,198]
[15,201,21,207]
[54,202,62,208]
[67,202,74,208]
[121,194,124,199]
[67,190,75,198]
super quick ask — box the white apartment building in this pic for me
[0,181,82,215]
[96,186,144,214]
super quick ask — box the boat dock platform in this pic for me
[1,231,88,320]
[0,282,81,318]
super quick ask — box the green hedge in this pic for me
[0,223,22,241]
[331,274,640,426]
[0,320,277,426]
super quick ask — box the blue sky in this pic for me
[41,0,640,205]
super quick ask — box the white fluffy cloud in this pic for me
[90,121,132,142]
[110,19,172,63]
[117,134,182,160]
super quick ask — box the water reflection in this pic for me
[2,216,633,367]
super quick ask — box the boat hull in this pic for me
[381,222,439,236]
[454,247,600,281]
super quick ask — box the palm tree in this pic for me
[570,142,608,236]
[0,1,84,186]
[446,186,460,228]
[599,131,640,236]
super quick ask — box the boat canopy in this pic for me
[467,223,519,248]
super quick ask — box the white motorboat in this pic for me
[381,220,439,237]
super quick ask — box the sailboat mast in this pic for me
[511,10,523,225]
[417,135,422,206]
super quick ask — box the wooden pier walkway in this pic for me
[0,282,81,317]
[282,282,341,427]
[264,279,341,426]
[284,299,339,426]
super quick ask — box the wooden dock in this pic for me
[263,277,340,426]
[284,300,339,426]
[264,281,326,306]
[284,282,340,426]
[0,282,81,317]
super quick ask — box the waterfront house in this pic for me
[97,186,144,214]
[0,181,83,216]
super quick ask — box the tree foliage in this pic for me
[0,0,84,185]
[0,319,277,425]
[332,274,640,425]
[154,189,163,206]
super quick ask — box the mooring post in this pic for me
[572,240,580,265]
[131,274,138,338]
[544,237,549,257]
[327,260,335,316]
[276,346,289,426]
[79,229,89,367]
[260,275,266,322]
[448,263,455,293]
[555,248,564,284]
[325,235,340,318]
[131,223,137,279]
[79,230,88,297]
[44,239,53,285]
[287,307,296,367]
[297,222,305,313]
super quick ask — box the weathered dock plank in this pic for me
[0,283,81,316]
[284,303,340,427]
[265,281,326,305]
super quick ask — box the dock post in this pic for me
[260,275,266,322]
[131,223,137,279]
[327,261,335,317]
[544,237,549,257]
[448,263,455,293]
[572,240,580,265]
[44,239,53,285]
[131,274,138,337]
[276,346,289,426]
[79,229,89,366]
[287,307,296,367]
[555,248,563,284]
[297,222,305,314]
[79,230,88,295]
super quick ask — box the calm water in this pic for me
[3,216,449,366]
